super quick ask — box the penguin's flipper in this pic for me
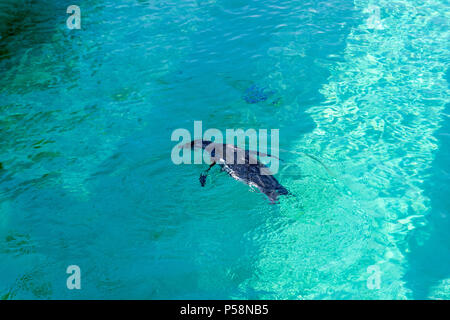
[199,161,216,187]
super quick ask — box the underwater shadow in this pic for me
[403,69,450,299]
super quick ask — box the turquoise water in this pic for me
[0,0,449,299]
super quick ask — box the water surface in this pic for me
[0,0,449,299]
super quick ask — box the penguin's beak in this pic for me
[179,140,202,149]
[178,141,192,149]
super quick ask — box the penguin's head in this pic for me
[179,140,212,150]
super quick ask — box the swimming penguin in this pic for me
[180,140,289,203]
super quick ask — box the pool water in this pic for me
[0,0,449,299]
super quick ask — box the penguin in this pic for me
[180,140,288,203]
